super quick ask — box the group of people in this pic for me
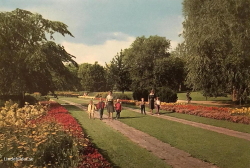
[140,89,161,115]
[87,91,122,120]
[87,89,162,120]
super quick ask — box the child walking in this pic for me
[96,98,105,120]
[155,97,161,115]
[114,99,122,119]
[88,100,96,119]
[140,98,146,115]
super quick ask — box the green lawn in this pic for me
[121,103,250,134]
[177,92,232,101]
[54,97,250,168]
[60,104,171,168]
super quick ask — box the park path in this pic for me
[62,100,218,168]
[124,107,250,142]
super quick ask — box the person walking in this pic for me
[186,92,192,103]
[106,91,114,120]
[148,89,156,115]
[155,97,161,115]
[87,100,96,119]
[114,99,122,119]
[140,98,146,115]
[96,97,105,120]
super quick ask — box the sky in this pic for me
[0,0,184,65]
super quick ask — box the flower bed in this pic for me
[0,100,111,167]
[39,101,112,168]
[231,107,250,116]
[160,103,250,125]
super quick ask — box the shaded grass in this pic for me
[61,104,171,168]
[177,92,232,101]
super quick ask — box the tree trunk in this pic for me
[179,84,182,92]
[232,86,237,102]
[19,92,25,107]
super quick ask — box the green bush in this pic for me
[155,87,178,103]
[94,92,108,98]
[133,89,149,101]
[113,93,132,100]
[24,94,50,104]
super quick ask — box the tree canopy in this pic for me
[182,0,250,101]
[78,62,106,92]
[123,35,171,91]
[105,50,131,93]
[0,9,78,96]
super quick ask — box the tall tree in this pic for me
[124,35,171,91]
[106,50,131,93]
[0,9,78,98]
[154,56,185,91]
[78,62,106,92]
[182,0,250,102]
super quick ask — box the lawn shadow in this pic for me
[119,116,145,119]
[160,111,175,115]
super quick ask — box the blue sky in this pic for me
[0,0,184,65]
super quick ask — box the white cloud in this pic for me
[62,34,135,66]
[170,41,179,51]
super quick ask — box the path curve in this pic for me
[62,100,218,168]
[124,107,250,141]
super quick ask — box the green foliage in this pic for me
[124,36,171,91]
[133,89,149,101]
[94,92,108,98]
[78,62,106,92]
[154,57,185,91]
[155,87,178,103]
[106,50,131,93]
[182,0,250,101]
[0,95,22,107]
[24,94,49,105]
[0,8,78,96]
[113,93,132,100]
[34,124,80,167]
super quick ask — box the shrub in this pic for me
[133,89,149,101]
[113,93,132,100]
[24,94,50,105]
[155,87,178,103]
[94,92,108,98]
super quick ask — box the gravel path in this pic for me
[62,100,218,168]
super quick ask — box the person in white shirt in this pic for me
[155,97,161,115]
[88,100,96,119]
